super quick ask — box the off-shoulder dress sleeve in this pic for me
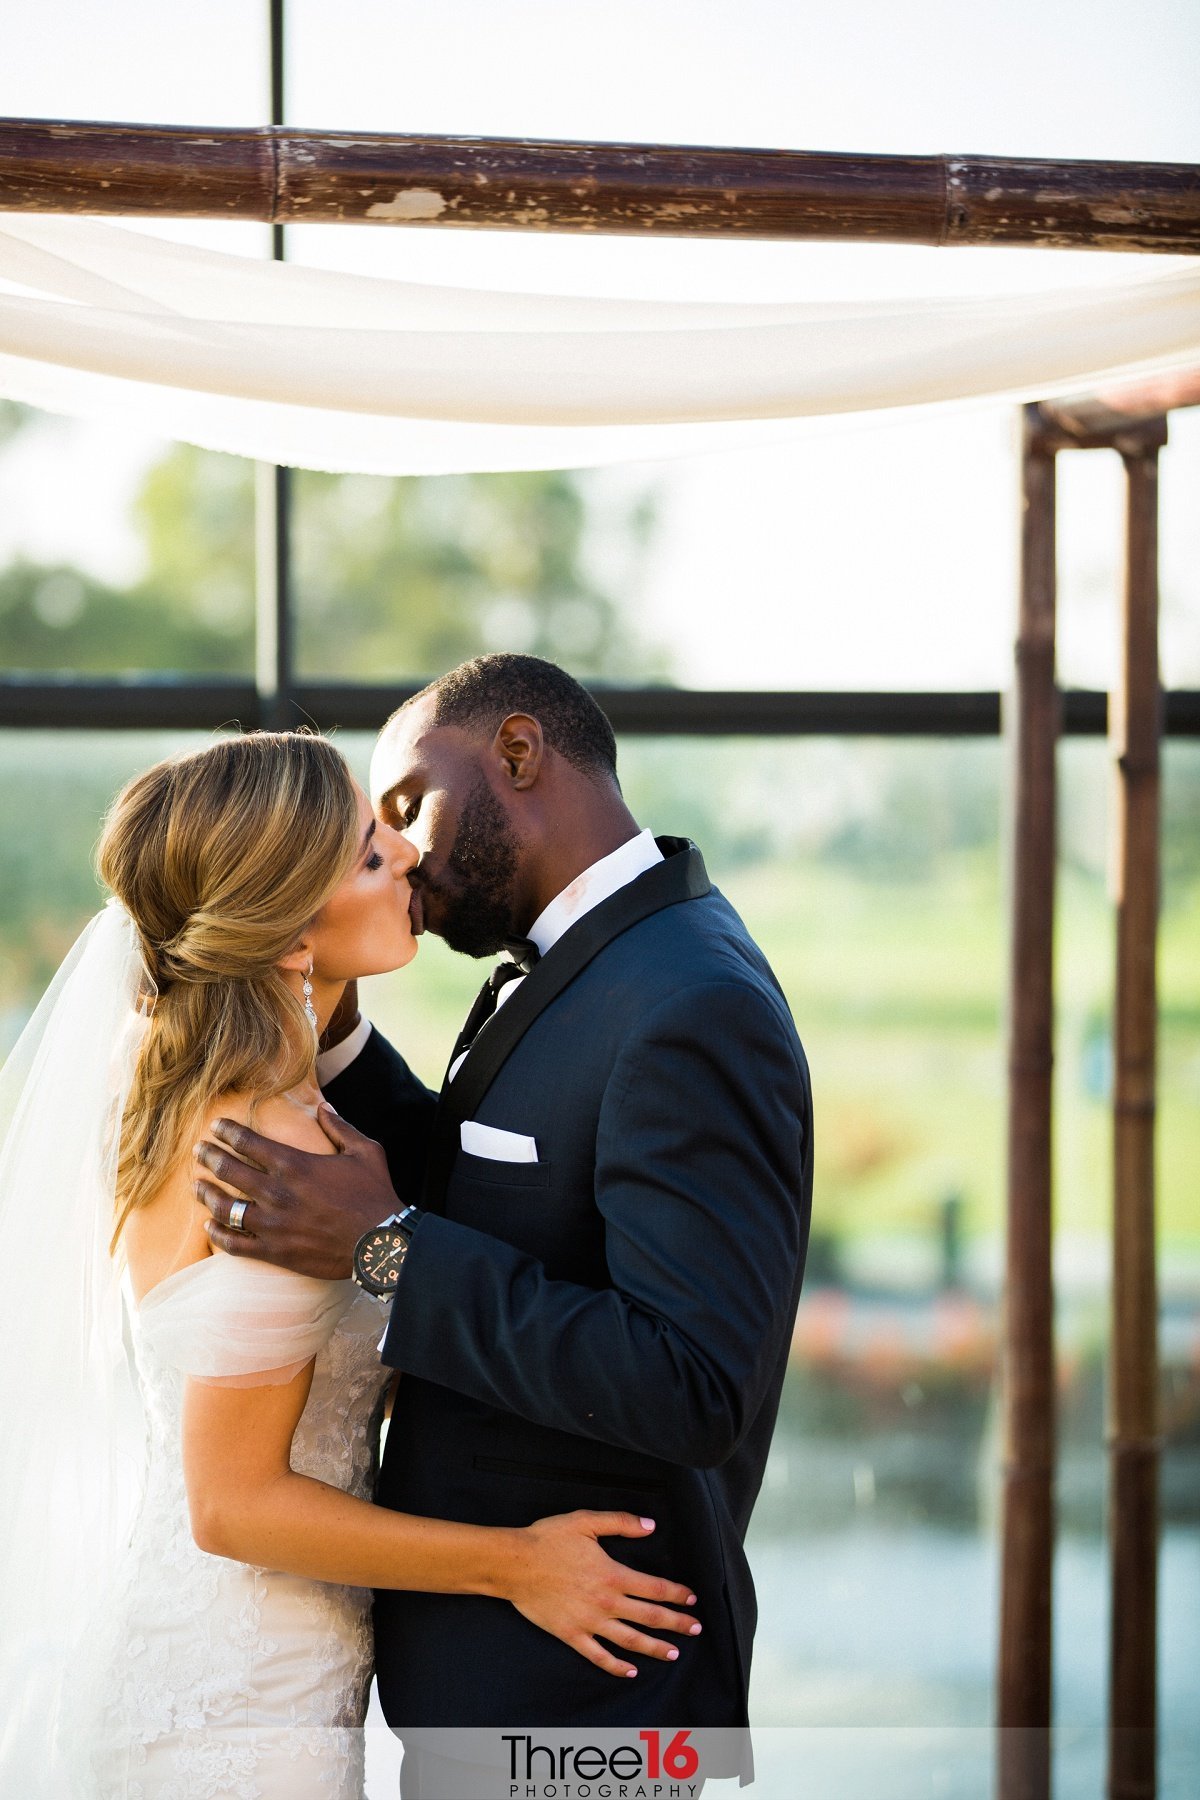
[134,1253,355,1388]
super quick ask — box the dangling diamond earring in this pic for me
[303,959,317,1033]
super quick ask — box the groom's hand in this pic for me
[195,1107,398,1280]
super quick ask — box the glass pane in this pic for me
[292,409,1200,694]
[0,2,268,680]
[1160,407,1200,690]
[4,729,1197,1791]
[0,1,266,125]
[0,414,255,677]
[285,0,1200,698]
[1056,419,1200,695]
[609,412,1018,693]
[0,731,211,1017]
[290,413,1021,690]
[286,0,1200,168]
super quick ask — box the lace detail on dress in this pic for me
[72,1261,393,1800]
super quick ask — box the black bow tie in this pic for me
[503,936,541,975]
[446,940,542,1080]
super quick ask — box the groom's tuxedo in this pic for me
[324,837,812,1739]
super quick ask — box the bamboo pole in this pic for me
[0,119,1198,249]
[997,405,1059,1800]
[1107,432,1166,1800]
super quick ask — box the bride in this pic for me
[0,731,700,1800]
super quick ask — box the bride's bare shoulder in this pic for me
[125,1087,333,1301]
[208,1087,339,1160]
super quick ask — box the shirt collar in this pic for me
[525,828,664,959]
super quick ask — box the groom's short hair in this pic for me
[408,654,619,784]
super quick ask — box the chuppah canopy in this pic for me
[0,212,1198,475]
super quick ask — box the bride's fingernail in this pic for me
[689,1622,703,1635]
[667,1648,680,1661]
[640,1518,655,1530]
[686,1594,697,1605]
[625,1667,638,1678]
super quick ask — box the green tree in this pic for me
[292,466,664,682]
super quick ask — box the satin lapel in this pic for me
[419,838,709,1208]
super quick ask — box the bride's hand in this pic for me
[499,1510,702,1678]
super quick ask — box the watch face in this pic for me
[354,1227,408,1294]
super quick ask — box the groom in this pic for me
[198,654,812,1794]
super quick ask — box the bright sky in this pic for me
[2,0,1198,689]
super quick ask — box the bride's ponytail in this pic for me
[96,732,360,1251]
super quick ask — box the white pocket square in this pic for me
[460,1121,539,1163]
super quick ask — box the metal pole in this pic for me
[997,404,1059,1800]
[3,680,1200,735]
[1107,429,1166,1800]
[254,0,290,729]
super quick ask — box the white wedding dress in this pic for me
[0,905,405,1800]
[73,1254,395,1800]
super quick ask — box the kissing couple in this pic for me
[0,653,812,1800]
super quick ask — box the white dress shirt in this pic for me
[316,828,664,1090]
[316,1012,373,1086]
[522,826,664,960]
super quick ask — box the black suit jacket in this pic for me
[326,838,812,1737]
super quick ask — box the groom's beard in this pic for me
[415,776,521,958]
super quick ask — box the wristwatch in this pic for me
[351,1205,423,1297]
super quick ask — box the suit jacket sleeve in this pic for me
[378,980,811,1467]
[321,1025,438,1206]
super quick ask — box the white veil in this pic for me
[0,899,152,1798]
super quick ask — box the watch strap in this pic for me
[378,1204,420,1242]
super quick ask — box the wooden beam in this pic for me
[1107,441,1163,1800]
[1033,409,1170,456]
[0,120,1198,250]
[1018,368,1198,451]
[997,404,1058,1800]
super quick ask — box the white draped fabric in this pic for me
[0,215,1198,474]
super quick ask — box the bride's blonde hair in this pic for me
[97,731,361,1251]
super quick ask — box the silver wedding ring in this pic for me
[228,1198,248,1233]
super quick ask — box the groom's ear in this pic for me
[492,713,544,792]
